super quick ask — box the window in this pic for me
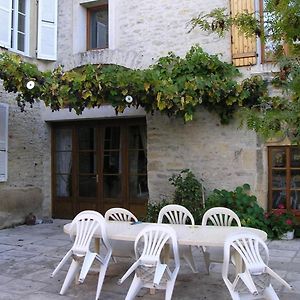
[0,103,9,182]
[268,146,300,214]
[0,0,58,60]
[10,0,29,53]
[87,4,108,50]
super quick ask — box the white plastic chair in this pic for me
[105,207,138,262]
[157,204,197,273]
[201,207,241,274]
[51,210,112,300]
[222,233,292,300]
[118,224,180,300]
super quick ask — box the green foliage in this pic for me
[206,184,297,239]
[0,46,267,124]
[145,199,171,223]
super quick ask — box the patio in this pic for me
[0,219,299,300]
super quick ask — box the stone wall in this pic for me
[147,111,268,209]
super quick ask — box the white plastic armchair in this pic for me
[51,210,112,300]
[201,207,241,274]
[222,233,292,300]
[157,204,197,273]
[118,224,180,300]
[105,207,138,262]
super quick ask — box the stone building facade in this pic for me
[0,0,285,228]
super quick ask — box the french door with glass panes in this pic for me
[52,118,148,219]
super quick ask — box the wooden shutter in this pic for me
[37,0,58,60]
[0,0,12,48]
[0,103,9,182]
[231,0,257,66]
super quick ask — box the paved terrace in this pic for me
[0,219,299,300]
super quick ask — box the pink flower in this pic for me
[277,203,285,209]
[286,219,293,226]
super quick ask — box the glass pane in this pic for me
[18,13,25,32]
[103,151,120,173]
[18,0,26,14]
[78,127,95,150]
[291,171,300,188]
[56,174,72,197]
[291,148,300,167]
[17,32,24,51]
[56,128,72,151]
[129,175,148,199]
[104,127,120,150]
[271,148,286,167]
[129,150,147,174]
[56,152,72,173]
[103,175,121,198]
[272,170,286,188]
[272,190,286,209]
[79,152,96,173]
[89,6,108,49]
[290,190,300,210]
[128,125,146,149]
[79,175,96,197]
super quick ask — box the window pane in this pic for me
[18,0,26,14]
[271,148,286,167]
[56,128,72,151]
[79,175,96,197]
[103,175,121,198]
[78,127,95,150]
[89,6,108,49]
[103,151,120,174]
[129,175,148,199]
[129,125,147,149]
[272,170,286,188]
[129,150,147,174]
[18,13,25,32]
[79,152,96,173]
[291,148,300,167]
[17,32,25,51]
[56,152,72,174]
[56,174,72,197]
[104,127,120,150]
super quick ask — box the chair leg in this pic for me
[202,250,210,274]
[165,279,176,300]
[263,284,280,300]
[60,259,81,295]
[79,252,97,283]
[95,264,109,300]
[51,250,72,278]
[125,275,143,300]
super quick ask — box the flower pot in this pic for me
[281,230,294,240]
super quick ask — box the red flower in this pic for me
[286,219,293,226]
[277,203,285,209]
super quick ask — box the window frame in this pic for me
[10,0,30,55]
[86,3,109,51]
[268,146,300,215]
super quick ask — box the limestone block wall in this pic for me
[146,111,268,209]
[0,87,50,229]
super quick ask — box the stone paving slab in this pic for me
[0,219,299,300]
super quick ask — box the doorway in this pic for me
[51,118,148,219]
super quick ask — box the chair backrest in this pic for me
[202,207,241,227]
[70,210,111,255]
[223,233,269,277]
[157,204,195,225]
[104,207,138,222]
[134,224,180,267]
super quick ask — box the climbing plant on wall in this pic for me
[0,45,269,124]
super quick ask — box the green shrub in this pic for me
[145,199,170,223]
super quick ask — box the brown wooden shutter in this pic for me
[231,0,257,66]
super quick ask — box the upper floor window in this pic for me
[87,4,108,50]
[11,0,29,53]
[0,0,58,61]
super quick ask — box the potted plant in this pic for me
[264,208,296,240]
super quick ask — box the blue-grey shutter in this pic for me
[0,103,9,182]
[37,0,58,60]
[0,0,12,48]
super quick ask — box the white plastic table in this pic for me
[63,221,267,247]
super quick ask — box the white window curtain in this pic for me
[0,103,9,182]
